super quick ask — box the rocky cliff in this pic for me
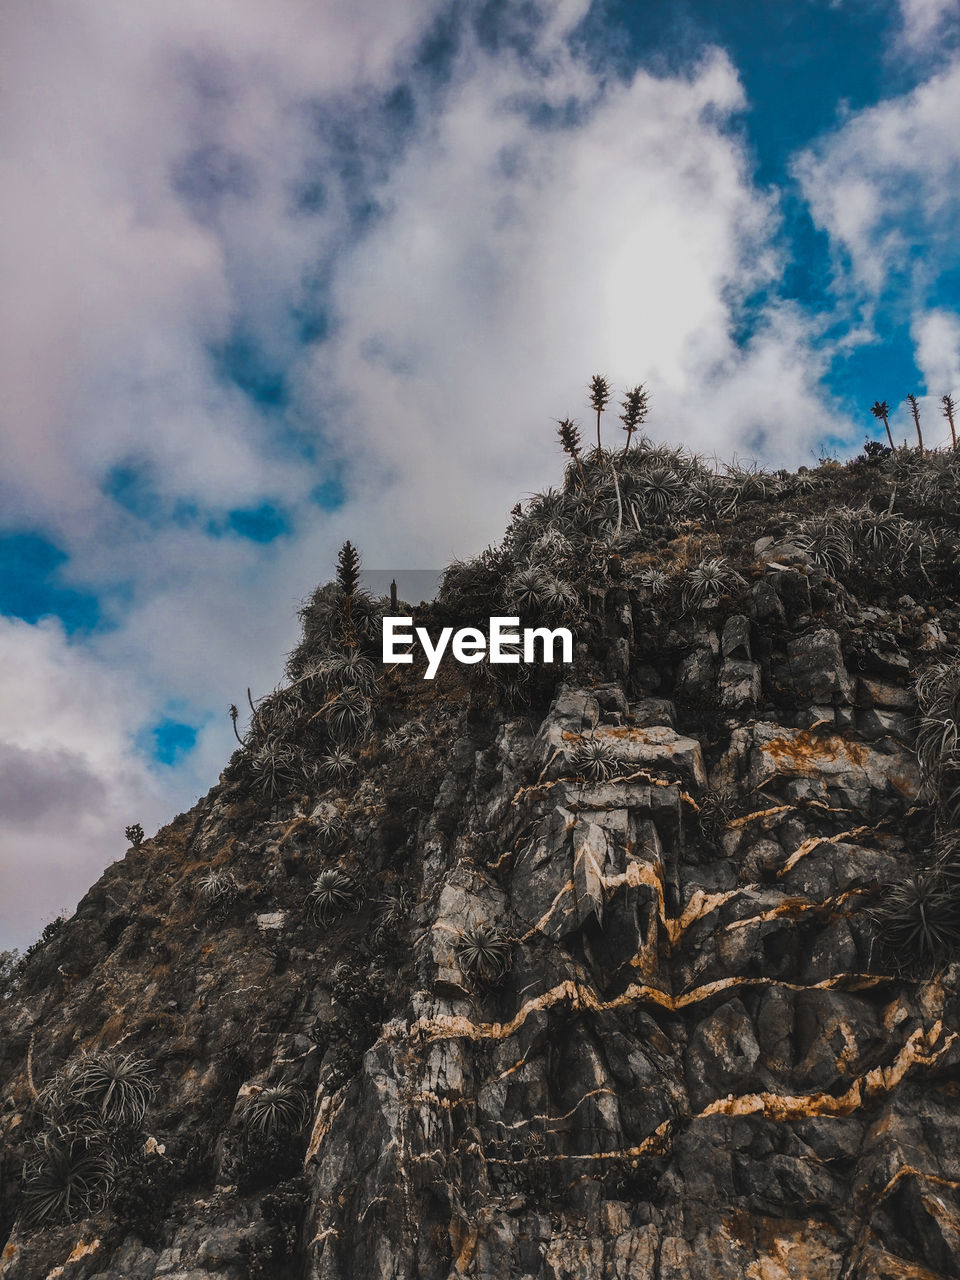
[4,441,960,1279]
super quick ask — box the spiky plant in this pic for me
[870,399,894,450]
[636,566,671,599]
[317,746,357,785]
[372,890,412,945]
[696,787,737,844]
[197,869,240,912]
[307,868,360,924]
[851,508,916,557]
[556,417,587,491]
[456,923,512,983]
[506,566,551,613]
[325,686,372,743]
[539,575,579,617]
[914,658,960,821]
[243,1084,310,1142]
[632,467,684,519]
[942,393,958,449]
[789,517,853,578]
[249,743,305,801]
[319,652,379,696]
[336,541,360,597]
[905,393,924,452]
[619,383,650,454]
[724,464,779,503]
[20,1137,117,1228]
[313,804,345,845]
[383,720,428,756]
[588,374,611,452]
[680,558,745,611]
[868,871,960,967]
[570,736,620,781]
[55,1051,156,1129]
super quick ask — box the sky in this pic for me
[1,0,959,948]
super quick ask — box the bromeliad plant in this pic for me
[306,868,361,924]
[570,735,621,782]
[456,923,513,984]
[867,870,960,969]
[242,1084,310,1143]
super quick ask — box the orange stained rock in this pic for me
[701,1020,957,1123]
[762,730,869,771]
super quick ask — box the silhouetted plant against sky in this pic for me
[943,394,957,450]
[906,393,924,452]
[870,399,894,450]
[619,383,650,454]
[588,374,611,452]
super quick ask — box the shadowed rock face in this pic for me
[4,490,960,1279]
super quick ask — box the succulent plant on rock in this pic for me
[868,871,960,967]
[307,868,361,924]
[242,1083,310,1142]
[318,747,357,784]
[570,736,621,782]
[456,923,513,983]
[680,557,745,611]
[20,1137,117,1227]
[196,869,240,912]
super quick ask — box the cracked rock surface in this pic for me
[4,469,960,1279]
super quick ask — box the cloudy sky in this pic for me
[2,0,959,948]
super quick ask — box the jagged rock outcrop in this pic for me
[4,446,960,1279]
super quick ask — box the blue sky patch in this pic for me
[0,533,101,634]
[146,719,198,766]
[223,503,293,543]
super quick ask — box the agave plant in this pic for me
[312,804,345,845]
[631,467,684,519]
[243,1083,310,1142]
[696,787,738,844]
[570,736,621,781]
[318,746,357,784]
[248,743,305,800]
[539,575,579,617]
[70,1052,155,1128]
[505,566,551,613]
[635,566,672,599]
[914,659,960,820]
[196,869,240,911]
[41,1051,155,1132]
[456,923,513,983]
[372,890,412,945]
[383,720,428,756]
[868,871,960,966]
[307,868,361,924]
[20,1137,117,1227]
[789,516,854,578]
[325,686,372,742]
[680,558,745,611]
[319,652,380,697]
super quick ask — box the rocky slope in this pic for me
[4,441,960,1279]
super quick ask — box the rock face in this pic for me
[3,458,960,1279]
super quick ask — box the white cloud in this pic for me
[913,309,960,393]
[310,40,847,562]
[794,58,960,299]
[0,618,178,949]
[0,1,863,947]
[898,0,958,48]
